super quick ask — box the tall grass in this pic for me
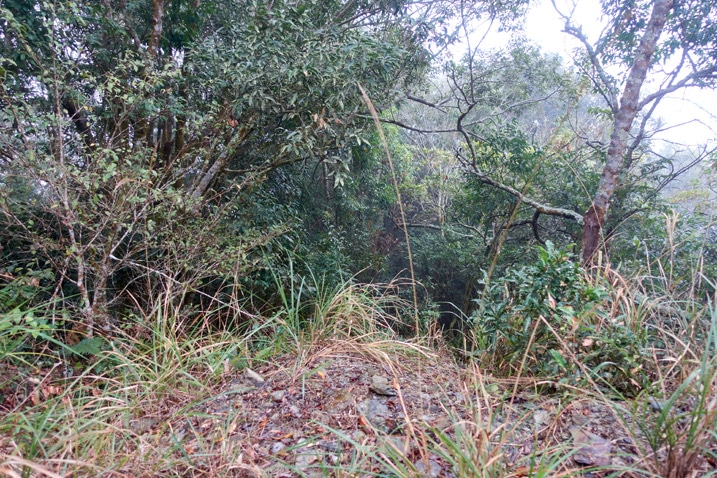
[0,269,429,476]
[0,277,255,476]
[263,258,432,374]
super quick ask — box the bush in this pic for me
[471,241,649,392]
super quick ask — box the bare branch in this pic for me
[638,66,717,110]
[561,20,619,112]
[406,94,448,112]
[379,118,459,134]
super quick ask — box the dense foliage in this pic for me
[2,2,717,475]
[1,0,715,357]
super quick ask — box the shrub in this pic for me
[471,241,649,392]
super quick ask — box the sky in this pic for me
[478,0,717,148]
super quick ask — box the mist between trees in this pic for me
[1,0,716,338]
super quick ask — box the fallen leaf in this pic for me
[227,420,237,434]
[513,466,531,477]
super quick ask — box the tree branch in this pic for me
[379,118,458,134]
[458,153,584,224]
[638,66,717,109]
[406,94,449,112]
[559,16,619,112]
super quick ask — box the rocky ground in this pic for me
[149,347,662,477]
[2,342,715,477]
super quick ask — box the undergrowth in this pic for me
[1,246,716,477]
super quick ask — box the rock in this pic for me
[358,398,391,432]
[570,426,612,467]
[351,430,367,443]
[419,414,433,424]
[294,449,320,474]
[271,390,286,402]
[533,409,549,427]
[129,417,159,434]
[271,442,286,455]
[648,396,664,412]
[414,458,442,477]
[571,408,589,426]
[370,375,397,396]
[317,440,340,453]
[327,390,352,411]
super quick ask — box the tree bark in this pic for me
[148,0,165,60]
[580,0,673,265]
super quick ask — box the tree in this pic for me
[388,40,586,255]
[0,0,443,334]
[388,0,717,269]
[557,0,717,264]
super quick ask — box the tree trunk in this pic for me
[62,95,95,151]
[148,0,165,59]
[581,0,673,265]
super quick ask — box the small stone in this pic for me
[294,450,319,472]
[571,412,589,426]
[370,375,397,396]
[533,409,549,427]
[129,417,159,434]
[289,404,302,418]
[573,453,595,466]
[648,396,664,412]
[317,440,340,453]
[414,458,442,477]
[271,390,286,402]
[357,398,390,431]
[570,426,612,467]
[271,442,286,454]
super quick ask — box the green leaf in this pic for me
[549,349,567,370]
[69,337,106,357]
